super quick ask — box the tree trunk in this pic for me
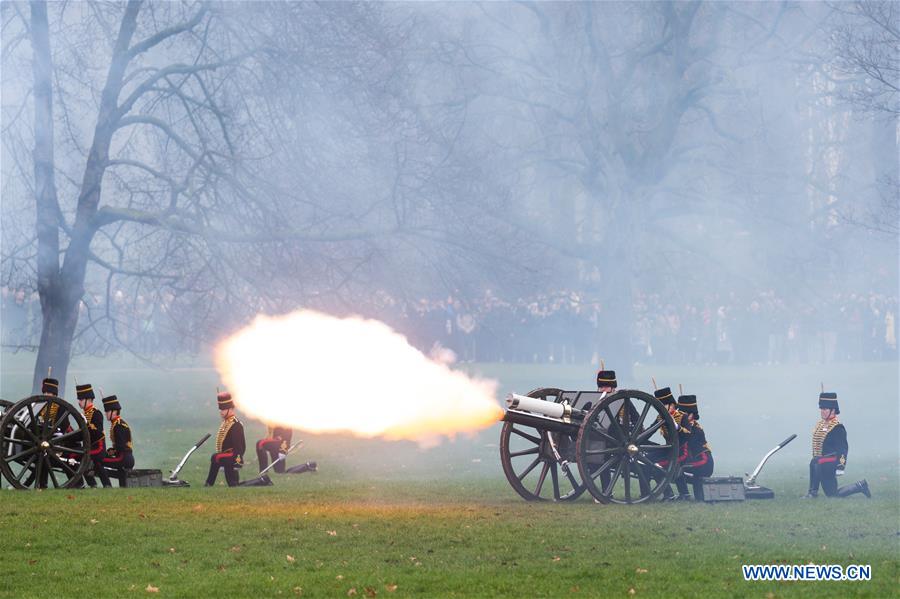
[28,0,141,396]
[30,0,65,395]
[32,296,80,396]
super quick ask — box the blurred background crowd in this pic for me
[3,285,895,366]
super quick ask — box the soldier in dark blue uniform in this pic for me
[75,383,109,488]
[206,392,245,487]
[647,386,688,499]
[256,424,292,473]
[674,394,714,500]
[803,391,870,498]
[100,394,134,487]
[256,424,316,475]
[33,377,73,488]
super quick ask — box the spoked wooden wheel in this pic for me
[499,388,587,501]
[575,389,678,504]
[0,395,90,489]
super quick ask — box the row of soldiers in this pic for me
[595,369,711,500]
[39,377,133,488]
[38,378,314,488]
[594,368,870,500]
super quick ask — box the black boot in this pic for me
[801,491,818,498]
[256,445,269,474]
[285,461,317,474]
[837,479,870,498]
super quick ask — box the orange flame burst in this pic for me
[214,310,503,446]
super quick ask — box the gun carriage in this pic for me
[500,388,679,504]
[0,395,92,489]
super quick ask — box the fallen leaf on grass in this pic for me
[192,504,204,512]
[90,519,98,525]
[230,546,242,553]
[28,559,37,566]
[286,555,295,563]
[385,584,397,593]
[569,586,579,593]
[146,584,159,593]
[636,568,648,574]
[628,589,636,596]
[552,556,561,562]
[336,575,344,580]
[327,530,337,536]
[347,589,357,597]
[292,587,302,596]
[821,545,827,551]
[217,564,226,572]
[66,494,75,500]
[168,548,176,553]
[364,587,377,597]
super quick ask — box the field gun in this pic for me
[500,388,680,504]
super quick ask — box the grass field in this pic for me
[1,354,898,598]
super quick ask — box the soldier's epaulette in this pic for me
[119,421,130,429]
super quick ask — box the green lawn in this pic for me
[1,355,898,598]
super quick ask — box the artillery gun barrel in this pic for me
[502,393,584,435]
[505,393,586,421]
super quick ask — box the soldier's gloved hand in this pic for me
[835,466,845,476]
[278,452,287,461]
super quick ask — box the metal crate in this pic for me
[698,476,745,502]
[126,468,163,487]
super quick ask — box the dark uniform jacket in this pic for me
[812,419,847,467]
[84,406,106,455]
[216,416,246,464]
[265,425,292,452]
[107,417,133,458]
[681,420,712,465]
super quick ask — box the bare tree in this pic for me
[1,1,540,393]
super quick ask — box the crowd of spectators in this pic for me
[2,285,897,366]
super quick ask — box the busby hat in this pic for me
[217,391,234,410]
[677,394,699,418]
[654,387,675,406]
[102,394,121,412]
[41,377,59,396]
[596,370,617,389]
[75,384,95,401]
[818,392,839,415]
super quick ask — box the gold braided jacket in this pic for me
[216,416,236,453]
[812,418,840,457]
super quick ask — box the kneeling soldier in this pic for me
[76,383,109,488]
[648,386,688,499]
[674,394,714,500]
[206,392,245,487]
[803,391,870,498]
[101,394,134,487]
[256,424,292,474]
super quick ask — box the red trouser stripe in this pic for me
[256,438,277,449]
[214,452,234,463]
[817,456,837,464]
[686,452,709,468]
